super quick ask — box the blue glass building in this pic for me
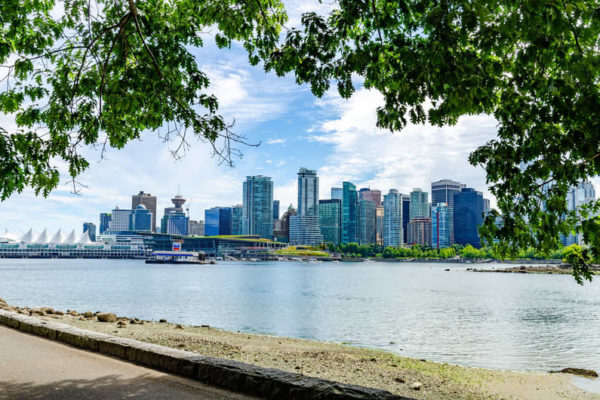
[431,203,452,248]
[129,204,152,232]
[232,205,243,235]
[242,176,274,239]
[204,207,233,236]
[453,188,484,248]
[204,207,221,236]
[342,182,358,243]
[383,189,402,247]
[319,199,341,245]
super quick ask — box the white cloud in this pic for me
[266,138,286,145]
[309,88,499,207]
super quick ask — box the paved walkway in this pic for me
[0,325,256,399]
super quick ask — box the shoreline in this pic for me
[0,300,597,400]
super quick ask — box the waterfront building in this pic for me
[359,188,382,207]
[383,189,402,247]
[204,207,232,236]
[431,179,464,243]
[242,176,274,239]
[431,203,452,248]
[132,191,157,232]
[231,205,243,235]
[188,220,204,236]
[273,200,280,220]
[82,222,96,242]
[319,199,341,245]
[161,212,188,236]
[454,188,485,247]
[402,194,410,244]
[273,205,296,242]
[331,187,343,201]
[99,213,111,235]
[161,194,189,236]
[108,208,133,232]
[358,199,376,245]
[163,194,186,216]
[129,204,153,232]
[0,229,149,259]
[376,206,384,245]
[409,188,429,220]
[408,217,432,246]
[218,207,233,235]
[204,207,220,236]
[341,182,358,243]
[290,168,323,245]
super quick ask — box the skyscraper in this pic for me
[402,194,410,244]
[83,222,96,242]
[431,180,464,210]
[319,199,341,245]
[218,207,233,235]
[290,168,323,245]
[204,207,221,236]
[99,213,111,235]
[231,204,243,235]
[242,176,274,239]
[409,188,429,220]
[383,189,402,247]
[358,199,376,244]
[376,205,384,245]
[341,182,358,243]
[408,218,432,246]
[431,203,452,248]
[454,188,484,247]
[431,180,464,243]
[129,204,152,232]
[359,188,382,207]
[132,191,157,232]
[108,208,132,232]
[161,194,188,235]
[204,207,233,236]
[273,200,280,220]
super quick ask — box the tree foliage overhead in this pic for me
[264,0,600,283]
[0,0,286,197]
[2,1,600,282]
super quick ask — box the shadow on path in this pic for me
[0,374,238,400]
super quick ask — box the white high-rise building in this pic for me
[108,208,132,232]
[290,168,323,245]
[562,181,596,246]
[383,189,402,248]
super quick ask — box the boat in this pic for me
[145,250,214,264]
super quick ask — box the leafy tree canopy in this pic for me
[0,0,286,196]
[2,0,600,282]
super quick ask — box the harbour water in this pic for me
[1,259,599,376]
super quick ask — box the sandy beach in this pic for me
[1,301,598,400]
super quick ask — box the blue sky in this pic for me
[0,1,521,234]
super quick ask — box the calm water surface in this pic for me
[1,259,599,375]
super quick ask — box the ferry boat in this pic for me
[145,250,214,264]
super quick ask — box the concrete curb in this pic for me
[0,310,413,400]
